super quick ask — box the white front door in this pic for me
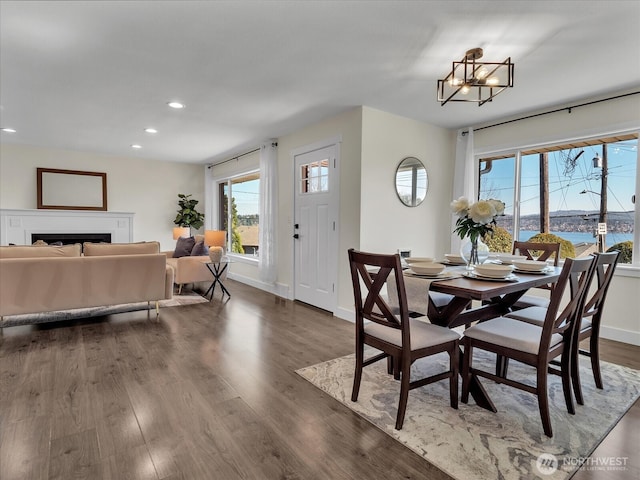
[293,143,339,312]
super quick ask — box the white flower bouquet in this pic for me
[451,197,505,243]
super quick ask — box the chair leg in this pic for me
[590,335,603,389]
[449,346,459,409]
[571,341,584,406]
[560,349,576,414]
[395,356,411,430]
[461,341,472,404]
[387,355,394,375]
[495,355,509,378]
[537,367,553,437]
[351,343,364,402]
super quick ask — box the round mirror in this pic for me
[395,157,428,207]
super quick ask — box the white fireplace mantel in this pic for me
[0,209,134,245]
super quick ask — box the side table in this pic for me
[204,260,232,300]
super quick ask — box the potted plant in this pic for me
[174,194,204,235]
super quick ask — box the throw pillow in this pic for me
[173,236,196,258]
[190,241,209,256]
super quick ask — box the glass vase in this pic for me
[460,237,489,270]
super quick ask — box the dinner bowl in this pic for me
[405,257,434,264]
[410,262,445,276]
[444,254,465,264]
[474,263,514,278]
[487,253,527,264]
[512,260,548,271]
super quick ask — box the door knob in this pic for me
[293,234,299,239]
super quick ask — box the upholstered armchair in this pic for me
[163,234,227,294]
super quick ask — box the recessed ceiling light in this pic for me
[131,144,142,149]
[144,128,158,134]
[1,128,17,133]
[167,101,185,109]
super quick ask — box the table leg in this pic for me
[428,295,498,412]
[206,263,230,300]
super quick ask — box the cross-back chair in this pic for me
[505,251,620,406]
[348,249,460,430]
[461,256,596,437]
[571,250,620,404]
[510,240,561,310]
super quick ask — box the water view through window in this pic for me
[479,137,637,262]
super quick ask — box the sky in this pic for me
[479,139,637,217]
[232,178,260,216]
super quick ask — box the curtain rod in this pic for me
[462,91,640,135]
[207,142,278,168]
[207,148,260,168]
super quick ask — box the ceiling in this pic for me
[1,1,639,164]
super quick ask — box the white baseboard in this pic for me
[600,325,640,346]
[227,272,289,298]
[334,306,355,323]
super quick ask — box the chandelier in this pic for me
[437,48,514,106]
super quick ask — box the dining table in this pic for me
[403,262,562,412]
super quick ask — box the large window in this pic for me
[479,134,638,264]
[218,171,260,257]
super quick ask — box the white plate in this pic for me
[463,272,519,282]
[442,259,466,266]
[513,267,554,275]
[405,271,460,280]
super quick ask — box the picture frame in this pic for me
[37,168,108,211]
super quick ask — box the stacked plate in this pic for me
[405,257,434,264]
[473,263,515,279]
[410,262,445,276]
[488,253,527,264]
[444,253,465,265]
[512,260,549,273]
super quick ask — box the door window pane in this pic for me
[300,159,329,193]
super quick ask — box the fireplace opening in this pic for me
[31,233,112,247]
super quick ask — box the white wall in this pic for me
[473,89,640,345]
[0,143,204,251]
[360,107,455,258]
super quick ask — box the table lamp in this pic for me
[205,230,226,263]
[173,227,190,239]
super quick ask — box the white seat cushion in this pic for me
[506,308,592,331]
[512,294,550,310]
[365,318,460,349]
[505,306,547,325]
[463,317,563,355]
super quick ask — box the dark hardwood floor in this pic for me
[1,279,638,480]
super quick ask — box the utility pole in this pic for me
[599,145,608,252]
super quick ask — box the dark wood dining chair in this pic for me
[510,240,561,310]
[461,256,596,437]
[571,251,620,403]
[505,251,620,406]
[348,249,460,430]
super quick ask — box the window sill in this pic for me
[227,253,259,266]
[615,264,640,278]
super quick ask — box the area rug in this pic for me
[1,293,208,327]
[296,349,640,480]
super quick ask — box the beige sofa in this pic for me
[0,242,174,323]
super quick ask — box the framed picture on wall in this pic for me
[37,168,107,211]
